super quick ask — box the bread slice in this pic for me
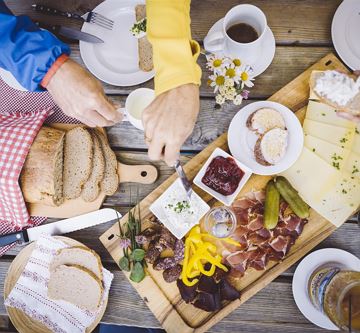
[93,129,119,195]
[254,128,288,166]
[63,127,93,199]
[135,4,153,72]
[246,108,286,134]
[21,126,65,206]
[48,264,103,312]
[50,246,103,280]
[81,131,105,202]
[310,70,360,117]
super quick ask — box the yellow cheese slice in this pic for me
[353,127,360,154]
[304,134,351,171]
[345,151,360,178]
[303,119,355,149]
[306,100,355,129]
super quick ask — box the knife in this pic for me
[35,22,104,43]
[0,208,120,247]
[174,160,193,201]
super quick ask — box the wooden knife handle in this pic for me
[117,163,158,184]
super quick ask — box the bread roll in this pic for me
[20,126,65,206]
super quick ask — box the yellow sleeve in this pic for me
[146,0,202,95]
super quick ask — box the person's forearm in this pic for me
[0,0,70,92]
[146,0,201,95]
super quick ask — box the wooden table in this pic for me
[1,1,359,332]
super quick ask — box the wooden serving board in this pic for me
[26,124,158,219]
[99,53,351,333]
[4,236,107,333]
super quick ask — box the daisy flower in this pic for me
[206,55,227,72]
[209,73,226,93]
[233,94,243,105]
[232,58,242,67]
[239,65,255,88]
[224,67,241,84]
[215,94,226,105]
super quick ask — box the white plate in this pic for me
[293,248,360,330]
[193,147,252,206]
[204,18,275,77]
[80,0,155,86]
[332,0,360,71]
[228,101,304,176]
[0,67,27,91]
[150,179,210,239]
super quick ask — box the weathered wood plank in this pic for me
[0,259,343,332]
[5,0,340,45]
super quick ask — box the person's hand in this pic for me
[47,59,122,127]
[142,84,200,166]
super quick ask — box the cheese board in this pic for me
[4,236,107,333]
[25,124,158,219]
[99,53,359,333]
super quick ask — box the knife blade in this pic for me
[0,208,120,247]
[35,22,104,43]
[174,160,193,201]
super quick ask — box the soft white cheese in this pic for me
[314,70,360,106]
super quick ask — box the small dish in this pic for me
[149,179,210,239]
[228,101,304,176]
[193,148,252,206]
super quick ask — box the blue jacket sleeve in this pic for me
[0,1,71,92]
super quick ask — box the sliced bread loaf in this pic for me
[93,129,119,195]
[63,127,93,199]
[136,5,153,72]
[50,246,103,280]
[21,126,65,206]
[81,131,105,202]
[48,264,103,312]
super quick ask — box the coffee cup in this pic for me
[119,88,155,131]
[204,4,267,64]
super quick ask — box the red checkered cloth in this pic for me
[0,76,80,256]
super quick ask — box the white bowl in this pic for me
[193,148,252,206]
[228,101,304,176]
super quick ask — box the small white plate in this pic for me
[150,179,210,239]
[203,18,275,77]
[80,0,155,86]
[193,147,252,206]
[293,248,360,330]
[332,0,360,71]
[228,101,304,176]
[0,67,27,91]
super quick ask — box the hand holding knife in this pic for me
[174,160,193,201]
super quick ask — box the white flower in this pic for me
[224,86,237,100]
[233,94,243,105]
[209,73,226,93]
[206,55,227,73]
[239,65,255,88]
[215,94,226,105]
[224,78,234,87]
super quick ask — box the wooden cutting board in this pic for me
[26,124,158,218]
[99,53,353,333]
[4,236,107,333]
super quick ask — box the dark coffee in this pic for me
[226,23,259,43]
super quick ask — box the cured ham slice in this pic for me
[248,249,268,270]
[226,251,251,274]
[248,215,264,231]
[269,235,293,256]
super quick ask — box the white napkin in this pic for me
[5,235,113,333]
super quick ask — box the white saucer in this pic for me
[228,101,304,176]
[332,0,360,70]
[0,67,27,91]
[80,0,155,86]
[292,248,360,330]
[204,18,275,76]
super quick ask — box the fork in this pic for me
[32,4,114,30]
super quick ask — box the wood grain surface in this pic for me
[1,1,357,333]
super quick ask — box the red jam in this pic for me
[201,156,244,196]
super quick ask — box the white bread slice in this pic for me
[310,70,360,117]
[48,264,103,312]
[135,5,153,72]
[246,108,286,134]
[21,126,65,206]
[50,246,103,280]
[63,127,93,199]
[93,129,119,195]
[81,131,105,202]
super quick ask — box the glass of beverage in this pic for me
[204,206,237,238]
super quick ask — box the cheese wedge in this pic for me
[306,100,355,129]
[304,135,351,171]
[303,119,355,149]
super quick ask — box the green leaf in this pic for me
[119,256,130,272]
[132,248,145,261]
[130,262,145,283]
